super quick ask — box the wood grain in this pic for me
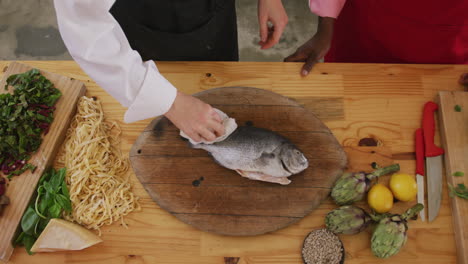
[0,61,465,263]
[130,87,348,236]
[0,62,86,262]
[438,91,468,264]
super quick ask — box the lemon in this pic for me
[368,184,394,213]
[389,173,417,202]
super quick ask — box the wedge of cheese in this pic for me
[31,218,102,252]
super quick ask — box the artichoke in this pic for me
[370,203,424,258]
[331,164,400,205]
[325,205,372,235]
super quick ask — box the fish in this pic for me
[190,126,309,185]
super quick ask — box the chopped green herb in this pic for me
[1,69,61,178]
[13,168,71,254]
[449,183,468,200]
[454,105,462,112]
[453,171,465,177]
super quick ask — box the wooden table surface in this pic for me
[1,61,467,264]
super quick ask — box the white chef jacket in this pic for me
[53,0,177,123]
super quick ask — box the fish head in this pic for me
[279,143,309,174]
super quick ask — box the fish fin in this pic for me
[210,154,226,167]
[235,170,291,185]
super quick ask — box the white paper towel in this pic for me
[180,108,237,145]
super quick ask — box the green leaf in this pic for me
[37,196,48,218]
[50,169,61,191]
[453,171,465,177]
[53,168,66,191]
[34,186,47,219]
[39,169,51,185]
[1,69,60,179]
[55,194,72,213]
[43,181,54,194]
[454,105,462,112]
[61,180,70,198]
[21,207,40,236]
[13,232,25,247]
[34,217,41,236]
[45,191,55,211]
[48,203,62,218]
[22,234,36,255]
[24,163,36,172]
[38,218,50,231]
[449,184,468,200]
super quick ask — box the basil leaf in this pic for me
[45,191,55,211]
[48,203,61,219]
[56,194,72,213]
[38,218,50,231]
[21,207,40,235]
[52,168,66,191]
[50,171,60,191]
[13,232,25,247]
[38,193,48,216]
[43,181,54,194]
[453,171,464,177]
[22,234,36,255]
[61,180,70,198]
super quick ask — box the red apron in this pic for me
[325,0,468,64]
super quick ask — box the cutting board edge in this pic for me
[437,91,468,264]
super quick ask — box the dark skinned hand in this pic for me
[284,17,335,76]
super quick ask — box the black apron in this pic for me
[110,0,239,61]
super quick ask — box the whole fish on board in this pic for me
[190,126,309,185]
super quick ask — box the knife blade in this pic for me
[422,101,445,222]
[415,128,426,221]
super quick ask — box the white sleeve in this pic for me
[53,0,177,123]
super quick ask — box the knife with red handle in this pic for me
[415,128,425,221]
[422,101,444,222]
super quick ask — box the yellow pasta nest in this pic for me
[57,96,140,234]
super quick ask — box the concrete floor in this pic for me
[0,0,317,61]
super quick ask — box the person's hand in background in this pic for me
[257,0,288,50]
[459,73,468,90]
[284,16,334,76]
[164,92,225,142]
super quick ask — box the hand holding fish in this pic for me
[165,91,225,143]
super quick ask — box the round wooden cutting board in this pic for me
[130,87,347,236]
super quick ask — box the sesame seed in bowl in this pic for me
[302,228,344,264]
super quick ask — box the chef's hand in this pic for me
[258,0,288,50]
[460,73,468,90]
[284,17,334,76]
[164,91,225,142]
